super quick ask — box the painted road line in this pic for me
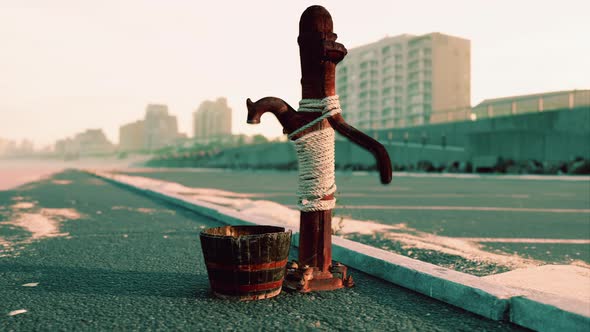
[186,192,535,199]
[340,193,532,198]
[87,170,590,331]
[393,172,590,181]
[458,238,590,244]
[335,205,590,213]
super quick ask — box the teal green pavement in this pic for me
[0,170,523,331]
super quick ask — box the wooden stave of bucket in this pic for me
[200,225,292,301]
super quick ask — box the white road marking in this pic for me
[393,172,590,181]
[458,238,590,244]
[12,202,35,209]
[336,205,590,213]
[340,193,533,198]
[543,193,576,197]
[8,309,27,316]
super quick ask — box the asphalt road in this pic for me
[116,169,590,266]
[0,170,523,331]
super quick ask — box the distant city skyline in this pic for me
[1,0,589,146]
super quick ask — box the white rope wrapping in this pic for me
[289,95,342,212]
[287,95,342,140]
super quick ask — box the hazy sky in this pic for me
[1,0,589,147]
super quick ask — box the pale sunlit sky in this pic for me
[1,0,589,147]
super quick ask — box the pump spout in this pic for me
[246,97,327,138]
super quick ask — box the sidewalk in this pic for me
[0,170,521,331]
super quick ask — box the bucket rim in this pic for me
[200,225,291,239]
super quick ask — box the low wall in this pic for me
[148,107,589,170]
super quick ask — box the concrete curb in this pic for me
[87,170,589,331]
[510,291,590,332]
[326,234,514,320]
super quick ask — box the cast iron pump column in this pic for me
[246,5,392,292]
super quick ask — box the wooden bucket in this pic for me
[200,225,292,301]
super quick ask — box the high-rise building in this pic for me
[75,129,114,155]
[144,104,179,151]
[55,129,114,157]
[336,32,470,129]
[0,138,16,156]
[0,138,31,156]
[119,120,145,152]
[193,97,232,143]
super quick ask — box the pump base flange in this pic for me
[283,261,354,292]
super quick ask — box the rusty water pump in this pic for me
[246,5,392,292]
